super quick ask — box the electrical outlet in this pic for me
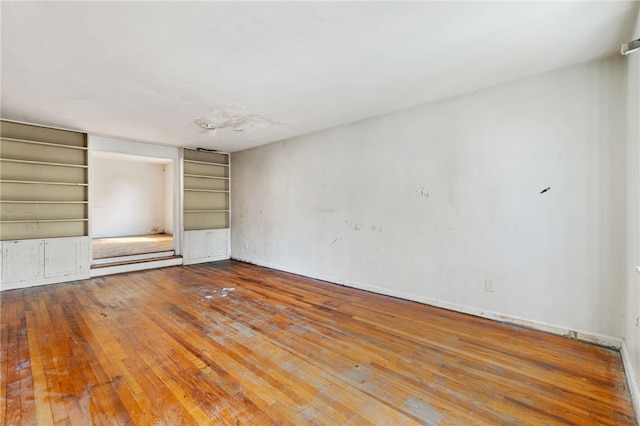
[485,279,495,293]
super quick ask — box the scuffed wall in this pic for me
[231,57,626,338]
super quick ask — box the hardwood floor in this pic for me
[92,234,174,260]
[0,260,636,425]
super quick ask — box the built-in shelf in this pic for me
[183,148,230,231]
[184,189,228,193]
[1,200,89,204]
[1,136,88,150]
[1,120,88,240]
[0,218,88,223]
[183,173,229,180]
[0,158,88,168]
[0,179,88,186]
[184,159,229,167]
[184,210,230,213]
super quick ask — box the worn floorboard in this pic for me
[92,234,174,260]
[0,260,636,425]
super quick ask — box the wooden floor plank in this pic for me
[25,311,56,425]
[48,301,95,424]
[1,294,21,426]
[92,233,174,259]
[0,260,636,425]
[17,308,37,425]
[0,322,7,425]
[66,296,135,426]
[32,297,71,425]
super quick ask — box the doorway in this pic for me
[90,151,175,264]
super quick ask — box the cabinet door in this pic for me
[1,240,44,283]
[44,238,89,278]
[184,230,213,262]
[183,229,229,264]
[210,229,228,257]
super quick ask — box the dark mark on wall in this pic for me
[330,237,343,246]
[540,187,551,194]
[417,186,430,199]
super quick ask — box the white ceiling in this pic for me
[1,1,638,153]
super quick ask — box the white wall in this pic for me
[231,57,626,339]
[92,157,170,238]
[624,7,640,413]
[89,135,181,252]
[164,162,174,235]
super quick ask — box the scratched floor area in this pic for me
[0,260,636,424]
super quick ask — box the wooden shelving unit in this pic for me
[182,148,230,264]
[0,121,88,241]
[183,148,230,231]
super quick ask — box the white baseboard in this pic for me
[183,254,230,265]
[231,256,623,349]
[0,272,91,291]
[621,340,640,423]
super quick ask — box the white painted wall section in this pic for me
[624,6,640,417]
[231,57,626,340]
[91,157,169,238]
[164,162,174,235]
[89,136,181,249]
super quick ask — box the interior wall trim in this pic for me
[88,135,182,256]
